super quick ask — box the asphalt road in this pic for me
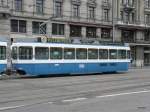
[0,68,150,112]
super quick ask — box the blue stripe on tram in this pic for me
[13,62,129,76]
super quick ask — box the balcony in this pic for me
[102,1,111,9]
[122,38,150,46]
[123,3,135,12]
[115,19,146,30]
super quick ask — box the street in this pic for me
[0,68,150,112]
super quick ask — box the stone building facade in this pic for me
[0,0,150,67]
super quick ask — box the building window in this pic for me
[54,2,62,17]
[103,0,109,3]
[125,12,130,23]
[145,14,150,24]
[144,30,150,41]
[86,27,96,38]
[122,30,135,42]
[32,21,46,34]
[14,0,23,11]
[145,0,150,8]
[11,19,26,33]
[120,11,124,21]
[72,4,80,17]
[131,12,135,23]
[123,0,134,6]
[36,0,44,14]
[52,23,64,35]
[70,25,81,37]
[88,6,95,19]
[103,9,109,21]
[101,28,111,38]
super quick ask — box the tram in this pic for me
[11,41,131,76]
[0,42,7,74]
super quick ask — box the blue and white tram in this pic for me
[12,42,131,76]
[0,42,7,74]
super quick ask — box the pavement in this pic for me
[0,68,150,112]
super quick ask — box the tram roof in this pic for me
[0,41,7,46]
[12,42,130,50]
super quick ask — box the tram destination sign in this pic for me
[46,38,70,43]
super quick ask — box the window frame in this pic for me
[36,0,44,14]
[0,46,6,60]
[88,48,98,59]
[118,49,127,59]
[64,48,75,60]
[35,47,49,60]
[11,19,27,33]
[109,49,117,59]
[52,23,64,35]
[15,0,23,11]
[32,21,47,34]
[50,47,63,60]
[76,48,87,60]
[99,49,109,59]
[19,46,33,60]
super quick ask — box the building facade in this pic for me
[0,0,150,67]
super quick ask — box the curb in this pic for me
[0,74,24,80]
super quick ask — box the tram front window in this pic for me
[76,48,87,59]
[118,50,126,59]
[109,49,117,59]
[88,49,98,59]
[127,50,131,59]
[99,49,108,59]
[64,48,75,59]
[35,47,49,60]
[50,47,62,59]
[19,47,33,60]
[0,46,6,60]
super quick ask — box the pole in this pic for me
[112,0,115,43]
[6,37,12,75]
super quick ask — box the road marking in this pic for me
[0,105,26,111]
[96,90,150,98]
[62,97,87,103]
[47,102,53,104]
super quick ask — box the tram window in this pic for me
[19,47,33,60]
[99,49,108,59]
[64,48,75,59]
[109,49,117,59]
[118,50,126,59]
[35,47,49,60]
[127,50,131,59]
[12,47,18,59]
[0,46,6,60]
[88,49,98,59]
[76,48,87,59]
[50,47,62,59]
